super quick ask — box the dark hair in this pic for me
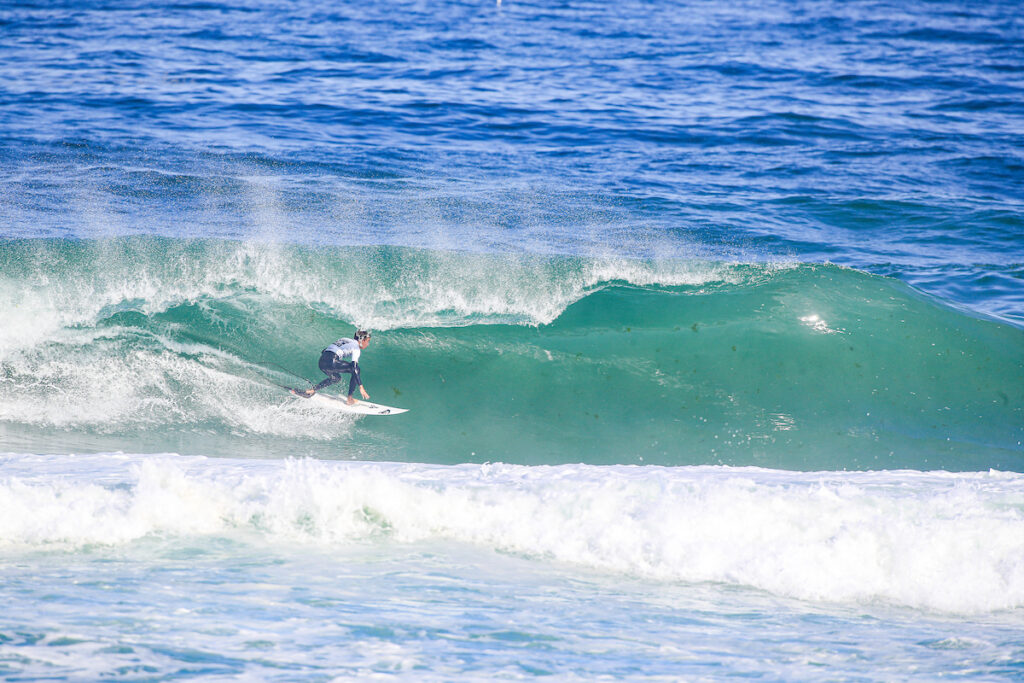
[354,330,371,341]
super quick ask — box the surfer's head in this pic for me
[355,329,372,348]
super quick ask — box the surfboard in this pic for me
[287,388,408,415]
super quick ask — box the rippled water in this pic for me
[3,0,1022,319]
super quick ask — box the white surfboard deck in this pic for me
[292,389,408,415]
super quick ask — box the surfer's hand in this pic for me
[360,386,370,400]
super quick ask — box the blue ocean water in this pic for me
[2,0,1023,679]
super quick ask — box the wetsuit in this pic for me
[313,338,363,396]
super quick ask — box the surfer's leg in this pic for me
[324,360,358,403]
[312,351,343,392]
[313,375,340,392]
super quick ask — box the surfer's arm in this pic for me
[350,362,369,399]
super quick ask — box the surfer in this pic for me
[295,330,372,405]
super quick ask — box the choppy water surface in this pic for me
[3,0,1022,321]
[1,0,1023,679]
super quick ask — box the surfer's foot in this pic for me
[291,388,315,398]
[346,396,357,405]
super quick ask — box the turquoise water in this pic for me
[2,238,1021,471]
[2,0,1024,679]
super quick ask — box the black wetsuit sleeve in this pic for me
[345,361,362,397]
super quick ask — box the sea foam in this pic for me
[1,453,1021,615]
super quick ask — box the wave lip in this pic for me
[0,237,738,349]
[3,453,1023,615]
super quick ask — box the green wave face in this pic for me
[1,237,1021,470]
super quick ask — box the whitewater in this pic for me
[3,453,1023,678]
[3,0,1024,679]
